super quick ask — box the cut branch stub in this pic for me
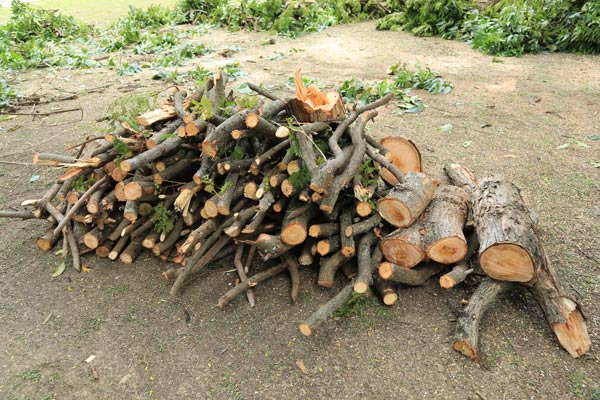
[472,176,540,283]
[377,171,436,228]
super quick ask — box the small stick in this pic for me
[234,245,255,307]
[216,263,286,308]
[52,176,108,236]
[299,282,354,336]
[282,253,300,303]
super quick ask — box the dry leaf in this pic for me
[295,359,308,374]
[82,264,92,272]
[52,262,66,278]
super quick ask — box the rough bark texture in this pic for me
[377,171,436,228]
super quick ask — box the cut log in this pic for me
[281,200,317,246]
[309,222,339,238]
[528,245,591,358]
[377,171,436,228]
[453,278,516,359]
[317,251,350,288]
[423,185,468,264]
[378,136,422,186]
[353,232,378,293]
[380,223,426,268]
[472,176,540,283]
[216,263,286,308]
[378,261,444,286]
[289,69,345,122]
[299,282,354,336]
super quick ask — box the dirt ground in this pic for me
[0,21,599,400]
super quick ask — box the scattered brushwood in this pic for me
[1,69,589,361]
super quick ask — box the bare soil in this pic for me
[0,21,599,400]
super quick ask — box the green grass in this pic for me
[0,0,178,26]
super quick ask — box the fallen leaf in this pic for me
[503,154,516,158]
[438,123,453,133]
[557,143,570,149]
[463,140,473,148]
[54,248,64,256]
[576,141,590,148]
[295,359,308,374]
[480,123,492,128]
[52,262,66,278]
[591,161,600,168]
[0,115,16,122]
[589,134,599,141]
[119,374,132,385]
[29,175,40,183]
[85,355,96,363]
[82,264,92,272]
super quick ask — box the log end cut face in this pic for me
[281,223,308,246]
[379,238,424,270]
[552,298,591,358]
[427,236,467,264]
[382,291,398,305]
[453,340,477,359]
[377,198,411,228]
[479,243,535,282]
[299,323,313,336]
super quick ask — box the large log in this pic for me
[471,177,540,283]
[380,222,426,268]
[377,171,436,228]
[423,185,468,264]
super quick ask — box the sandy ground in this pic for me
[0,21,599,399]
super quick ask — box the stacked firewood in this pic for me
[0,70,590,360]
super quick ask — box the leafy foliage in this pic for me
[288,164,312,189]
[377,0,600,55]
[0,76,17,110]
[151,203,174,235]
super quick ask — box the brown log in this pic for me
[299,282,354,336]
[355,201,373,217]
[146,119,183,149]
[152,217,184,256]
[528,245,591,358]
[353,232,378,293]
[380,223,426,268]
[318,251,350,288]
[423,185,468,264]
[471,176,540,283]
[95,239,114,258]
[142,230,161,249]
[453,278,516,359]
[378,136,422,186]
[108,218,131,242]
[339,208,355,257]
[440,234,479,289]
[120,239,144,264]
[123,200,139,222]
[345,214,381,238]
[137,107,176,127]
[281,200,317,246]
[308,222,339,238]
[317,236,341,256]
[378,261,444,286]
[373,277,398,305]
[82,226,110,250]
[255,234,294,261]
[299,238,316,266]
[108,235,130,261]
[377,171,436,228]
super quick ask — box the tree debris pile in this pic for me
[1,70,590,360]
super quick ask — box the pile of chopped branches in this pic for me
[1,69,590,360]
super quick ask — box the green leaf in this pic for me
[589,135,600,141]
[557,143,570,149]
[591,161,600,168]
[576,141,590,148]
[29,174,40,182]
[52,262,66,278]
[463,140,473,148]
[438,123,453,133]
